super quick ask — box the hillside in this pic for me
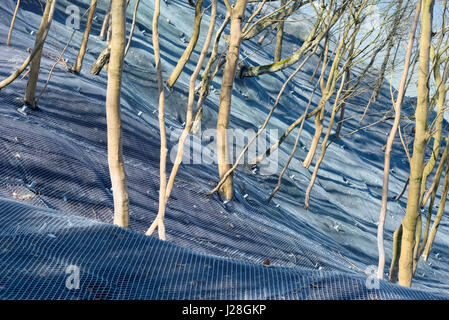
[0,0,448,299]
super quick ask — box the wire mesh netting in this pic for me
[1,0,449,299]
[0,198,447,300]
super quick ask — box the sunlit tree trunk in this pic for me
[216,0,247,200]
[377,0,421,280]
[192,13,230,135]
[304,73,346,209]
[419,44,449,206]
[273,0,285,62]
[145,0,168,240]
[422,154,449,260]
[418,139,449,263]
[164,0,217,204]
[106,0,129,228]
[99,0,112,41]
[7,0,20,46]
[166,0,204,88]
[23,0,56,108]
[124,0,141,56]
[72,0,98,74]
[398,0,434,287]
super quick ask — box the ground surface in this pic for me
[0,0,448,299]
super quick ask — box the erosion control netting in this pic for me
[0,0,448,299]
[0,198,446,300]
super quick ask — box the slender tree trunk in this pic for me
[164,0,217,204]
[304,73,346,210]
[92,0,133,75]
[388,224,403,282]
[192,14,230,135]
[422,154,449,260]
[23,0,56,108]
[303,101,325,168]
[398,0,434,287]
[106,0,129,228]
[334,30,358,139]
[371,0,405,102]
[90,44,111,75]
[419,46,449,206]
[303,28,345,169]
[145,0,167,240]
[166,0,204,88]
[377,0,421,280]
[99,1,112,41]
[124,0,141,56]
[7,0,20,46]
[418,139,449,260]
[216,0,247,200]
[273,0,285,62]
[72,0,98,74]
[302,35,330,169]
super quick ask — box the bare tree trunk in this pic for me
[398,0,434,287]
[273,0,285,62]
[215,0,247,200]
[377,0,421,280]
[72,0,98,74]
[419,45,449,206]
[23,0,56,108]
[124,0,141,56]
[418,139,449,260]
[370,0,405,102]
[164,0,217,204]
[191,14,230,135]
[388,224,403,282]
[145,0,167,240]
[166,0,204,88]
[106,0,129,228]
[7,0,20,46]
[90,44,111,75]
[304,73,346,210]
[301,35,330,169]
[99,1,112,41]
[422,154,449,260]
[303,25,346,169]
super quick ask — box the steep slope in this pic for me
[0,0,448,298]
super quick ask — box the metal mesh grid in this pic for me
[0,0,448,300]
